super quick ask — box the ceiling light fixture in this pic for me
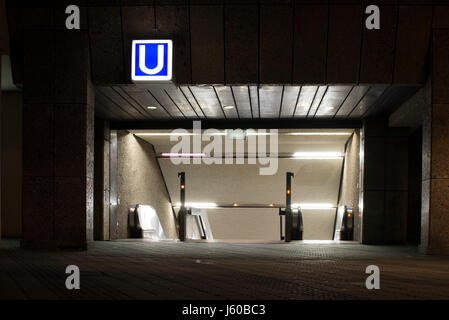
[223,105,234,110]
[292,152,344,159]
[146,106,157,109]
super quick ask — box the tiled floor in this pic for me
[1,239,449,300]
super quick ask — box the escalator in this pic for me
[333,206,354,241]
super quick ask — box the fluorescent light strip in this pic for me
[134,132,228,136]
[161,152,205,157]
[287,132,351,136]
[174,202,217,209]
[293,157,343,160]
[135,132,351,136]
[293,152,344,159]
[158,152,342,159]
[135,133,194,136]
[292,203,336,210]
[246,132,271,136]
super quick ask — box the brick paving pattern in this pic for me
[1,240,449,300]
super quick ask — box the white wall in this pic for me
[200,208,337,240]
[160,159,343,240]
[160,159,343,206]
[302,209,336,240]
[206,208,279,240]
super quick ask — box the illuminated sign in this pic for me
[131,39,172,82]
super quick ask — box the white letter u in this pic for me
[139,45,164,75]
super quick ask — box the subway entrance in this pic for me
[110,128,361,243]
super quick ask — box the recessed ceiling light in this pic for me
[147,106,157,110]
[223,105,234,110]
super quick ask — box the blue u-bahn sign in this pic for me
[131,40,173,82]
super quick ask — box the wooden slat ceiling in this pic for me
[95,84,420,121]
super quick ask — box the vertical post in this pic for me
[179,172,186,207]
[178,172,186,241]
[284,172,294,242]
[0,51,2,245]
[279,214,283,241]
[109,130,118,239]
[286,172,293,209]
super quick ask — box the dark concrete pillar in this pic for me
[384,128,409,244]
[22,29,94,249]
[0,0,9,245]
[362,118,409,244]
[362,118,387,244]
[407,127,422,245]
[1,92,23,238]
[94,119,110,241]
[421,17,449,254]
[0,54,2,244]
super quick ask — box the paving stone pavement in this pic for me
[1,239,449,300]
